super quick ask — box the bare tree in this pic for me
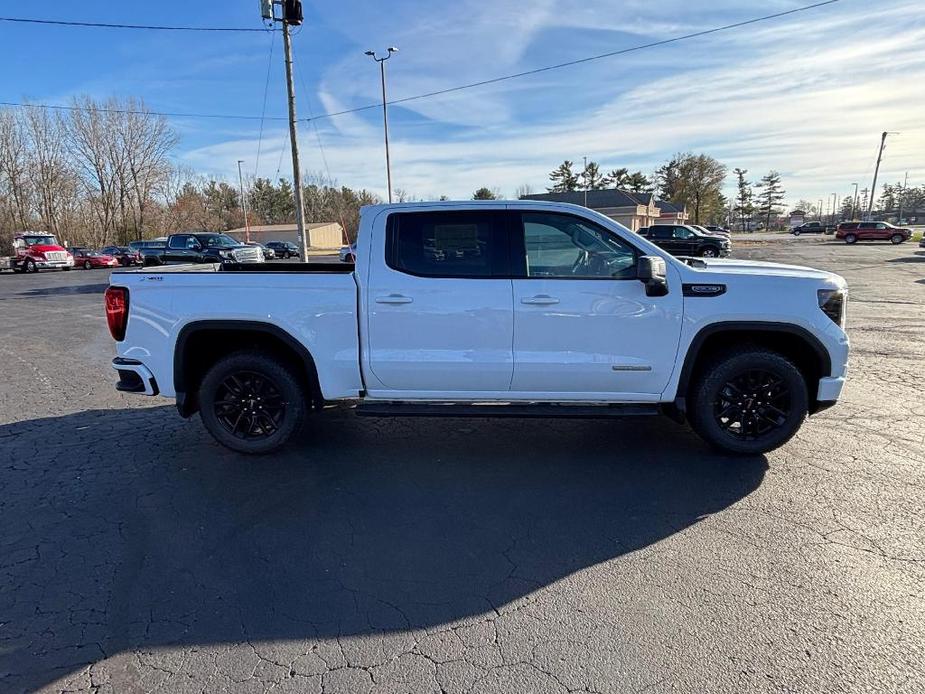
[0,110,33,230]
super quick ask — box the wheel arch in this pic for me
[673,322,832,416]
[173,320,322,418]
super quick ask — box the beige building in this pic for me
[225,222,345,250]
[521,189,663,231]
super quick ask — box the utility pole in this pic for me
[851,182,858,220]
[867,131,898,220]
[897,171,908,223]
[237,160,250,243]
[262,0,308,258]
[817,199,823,221]
[832,193,838,224]
[365,47,398,203]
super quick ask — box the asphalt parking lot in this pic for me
[1,239,923,694]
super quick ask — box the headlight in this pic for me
[818,289,846,328]
[219,249,234,258]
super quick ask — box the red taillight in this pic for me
[104,286,129,341]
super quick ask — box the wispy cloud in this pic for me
[182,0,925,204]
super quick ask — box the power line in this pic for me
[253,28,279,177]
[304,0,842,122]
[0,16,268,32]
[0,0,841,125]
[0,100,287,122]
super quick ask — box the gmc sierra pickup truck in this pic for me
[106,201,849,456]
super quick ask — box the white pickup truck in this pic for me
[105,201,849,456]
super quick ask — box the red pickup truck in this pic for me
[835,221,912,244]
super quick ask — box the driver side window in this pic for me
[521,212,637,279]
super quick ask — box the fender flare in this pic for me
[672,321,832,412]
[173,320,321,417]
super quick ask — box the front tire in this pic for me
[890,233,904,245]
[24,259,37,273]
[845,233,857,244]
[688,347,809,455]
[199,350,306,455]
[793,230,801,236]
[84,260,92,270]
[700,247,718,258]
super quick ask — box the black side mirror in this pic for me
[637,255,669,297]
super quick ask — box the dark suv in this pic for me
[836,221,912,244]
[638,224,731,258]
[265,241,301,259]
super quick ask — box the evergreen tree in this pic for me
[756,171,786,230]
[548,160,579,192]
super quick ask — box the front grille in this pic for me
[45,251,67,261]
[232,248,262,263]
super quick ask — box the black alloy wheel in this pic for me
[213,371,286,441]
[713,369,791,441]
[199,350,306,454]
[701,247,718,258]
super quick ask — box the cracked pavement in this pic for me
[0,240,923,693]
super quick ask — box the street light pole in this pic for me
[851,182,858,220]
[831,193,837,224]
[237,160,250,244]
[897,171,909,223]
[583,155,588,208]
[366,47,398,203]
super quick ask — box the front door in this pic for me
[365,209,514,394]
[510,211,683,398]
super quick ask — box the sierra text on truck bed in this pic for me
[105,201,849,455]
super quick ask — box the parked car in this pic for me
[792,222,833,235]
[72,248,119,270]
[105,200,848,457]
[246,242,276,260]
[9,232,74,273]
[705,225,729,234]
[138,243,167,266]
[128,239,168,251]
[265,241,301,259]
[339,243,356,263]
[101,246,142,267]
[638,224,731,258]
[835,221,912,244]
[142,233,265,266]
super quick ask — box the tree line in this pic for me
[0,98,380,253]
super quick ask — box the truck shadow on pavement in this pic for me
[14,282,111,297]
[0,405,766,691]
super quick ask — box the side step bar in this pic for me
[355,402,660,419]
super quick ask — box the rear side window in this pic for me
[386,211,506,278]
[650,226,671,239]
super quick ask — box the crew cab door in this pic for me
[164,234,200,264]
[510,211,683,397]
[364,209,514,394]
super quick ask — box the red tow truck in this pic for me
[6,232,75,273]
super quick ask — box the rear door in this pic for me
[165,235,197,264]
[671,226,700,255]
[510,210,683,397]
[364,209,514,394]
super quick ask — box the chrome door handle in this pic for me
[521,295,559,305]
[375,294,413,305]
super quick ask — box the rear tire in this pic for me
[84,260,92,270]
[845,233,857,244]
[890,233,904,245]
[199,350,306,455]
[688,347,808,455]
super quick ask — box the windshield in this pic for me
[24,235,56,246]
[199,234,240,249]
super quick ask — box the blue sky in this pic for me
[1,0,923,207]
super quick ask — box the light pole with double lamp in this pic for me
[365,47,398,203]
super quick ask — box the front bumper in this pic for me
[112,357,158,396]
[816,376,845,404]
[36,259,74,269]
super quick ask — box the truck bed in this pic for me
[114,262,354,274]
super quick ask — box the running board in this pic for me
[354,402,660,419]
